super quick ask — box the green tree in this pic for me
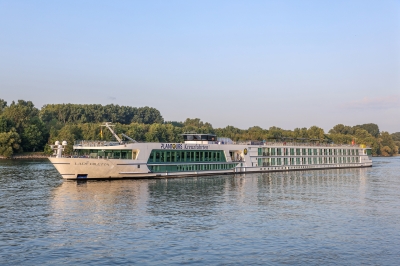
[267,126,284,140]
[379,131,398,156]
[182,118,214,134]
[293,127,308,139]
[352,128,380,155]
[329,124,354,135]
[124,123,150,142]
[380,146,392,156]
[183,118,204,128]
[0,100,48,152]
[214,125,243,141]
[165,124,183,142]
[392,132,400,152]
[21,124,44,152]
[79,123,102,140]
[0,116,12,133]
[131,106,164,124]
[328,133,353,144]
[307,126,325,140]
[354,123,380,138]
[40,103,163,125]
[243,126,267,141]
[23,117,48,151]
[165,121,184,127]
[0,99,7,114]
[0,129,21,157]
[391,132,400,141]
[145,123,168,142]
[2,100,39,131]
[354,128,371,139]
[393,141,400,153]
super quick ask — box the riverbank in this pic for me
[0,152,48,159]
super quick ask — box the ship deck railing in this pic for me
[233,141,369,148]
[74,140,135,147]
[73,140,369,149]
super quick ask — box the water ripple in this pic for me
[1,158,400,265]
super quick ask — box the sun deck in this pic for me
[73,139,369,149]
[74,140,135,147]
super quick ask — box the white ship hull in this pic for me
[49,141,373,180]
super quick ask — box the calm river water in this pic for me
[1,157,400,265]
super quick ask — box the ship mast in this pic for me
[100,122,137,144]
[101,122,122,143]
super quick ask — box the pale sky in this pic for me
[1,0,399,133]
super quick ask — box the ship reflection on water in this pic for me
[50,167,368,228]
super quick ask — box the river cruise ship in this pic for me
[49,123,373,180]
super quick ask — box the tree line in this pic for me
[0,99,399,157]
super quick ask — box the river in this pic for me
[1,157,400,265]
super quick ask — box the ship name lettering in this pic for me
[75,161,109,166]
[161,143,183,150]
[89,162,109,166]
[75,161,89,165]
[184,144,209,150]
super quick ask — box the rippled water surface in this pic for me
[1,158,400,265]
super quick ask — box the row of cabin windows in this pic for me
[74,149,134,159]
[148,150,226,163]
[258,157,359,166]
[148,163,237,172]
[258,148,359,156]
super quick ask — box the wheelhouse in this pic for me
[182,133,217,143]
